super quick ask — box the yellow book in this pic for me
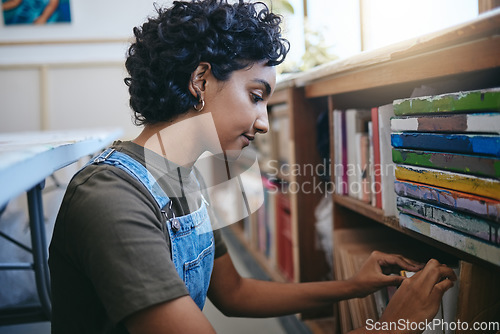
[395,165,500,200]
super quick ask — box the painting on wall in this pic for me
[2,0,71,25]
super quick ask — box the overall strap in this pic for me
[88,148,170,210]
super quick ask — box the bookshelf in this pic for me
[231,8,500,334]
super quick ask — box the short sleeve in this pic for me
[60,166,189,323]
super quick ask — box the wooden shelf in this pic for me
[332,194,500,272]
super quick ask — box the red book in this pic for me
[276,191,294,282]
[371,107,382,208]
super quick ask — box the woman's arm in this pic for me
[207,250,424,317]
[125,295,216,334]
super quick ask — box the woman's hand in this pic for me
[348,251,424,297]
[373,259,457,334]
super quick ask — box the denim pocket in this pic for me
[184,237,215,307]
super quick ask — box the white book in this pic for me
[378,104,397,216]
[345,109,370,199]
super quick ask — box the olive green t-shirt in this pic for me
[49,141,227,334]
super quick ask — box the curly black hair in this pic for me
[124,0,289,125]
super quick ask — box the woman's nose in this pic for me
[254,111,269,134]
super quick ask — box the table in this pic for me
[0,128,122,324]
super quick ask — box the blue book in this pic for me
[391,132,500,157]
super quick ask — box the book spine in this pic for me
[394,180,500,222]
[333,110,344,195]
[276,191,294,282]
[390,112,500,134]
[397,196,500,244]
[393,88,500,116]
[392,148,500,179]
[379,104,397,216]
[395,165,500,200]
[341,110,348,195]
[399,213,500,267]
[391,132,500,157]
[371,107,383,208]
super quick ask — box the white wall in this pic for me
[0,0,175,139]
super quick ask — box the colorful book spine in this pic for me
[393,88,500,116]
[397,197,500,244]
[392,148,500,179]
[391,132,500,157]
[371,107,382,208]
[395,165,500,201]
[394,180,500,223]
[390,112,500,134]
[399,213,500,267]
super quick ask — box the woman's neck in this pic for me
[132,112,220,168]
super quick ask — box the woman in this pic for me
[49,1,456,333]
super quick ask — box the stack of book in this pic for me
[391,88,500,266]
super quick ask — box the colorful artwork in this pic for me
[2,0,71,25]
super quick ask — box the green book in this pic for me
[392,148,500,179]
[393,88,500,116]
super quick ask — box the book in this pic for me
[393,88,500,116]
[400,268,460,334]
[333,110,345,195]
[276,191,294,282]
[356,133,371,203]
[368,121,377,206]
[397,196,500,244]
[271,104,290,175]
[392,148,500,179]
[399,213,500,267]
[394,180,500,223]
[341,110,348,195]
[390,112,500,134]
[395,165,500,201]
[391,132,500,157]
[264,179,278,267]
[378,104,398,216]
[345,109,371,199]
[371,107,382,209]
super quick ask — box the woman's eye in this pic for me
[251,93,264,103]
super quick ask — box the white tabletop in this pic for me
[0,128,123,207]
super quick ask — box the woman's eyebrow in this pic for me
[252,79,272,96]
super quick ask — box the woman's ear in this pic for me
[189,62,211,100]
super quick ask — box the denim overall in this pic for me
[88,148,215,310]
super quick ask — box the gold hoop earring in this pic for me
[193,98,205,112]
